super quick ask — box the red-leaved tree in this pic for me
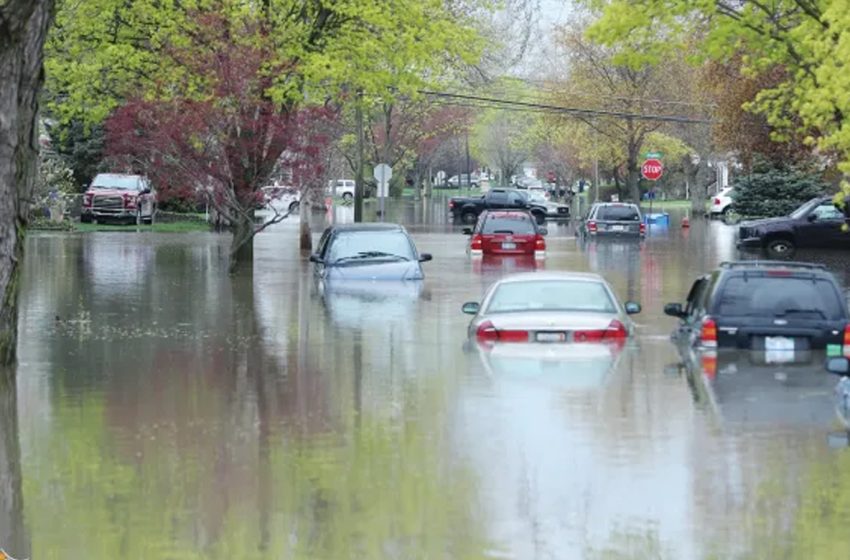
[104,12,335,270]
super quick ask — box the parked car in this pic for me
[736,196,849,258]
[579,202,645,238]
[327,179,355,201]
[309,223,432,281]
[825,357,850,428]
[448,174,479,188]
[260,185,300,213]
[449,188,547,225]
[664,261,850,363]
[461,271,641,344]
[710,187,734,217]
[525,189,570,219]
[463,210,547,258]
[81,173,157,224]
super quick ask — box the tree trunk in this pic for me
[299,199,312,252]
[626,142,641,203]
[0,368,28,558]
[683,155,702,214]
[229,213,255,273]
[0,0,55,364]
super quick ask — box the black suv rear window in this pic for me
[595,206,640,221]
[482,214,535,234]
[714,274,845,320]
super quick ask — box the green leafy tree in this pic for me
[45,0,485,267]
[731,159,828,217]
[586,0,850,189]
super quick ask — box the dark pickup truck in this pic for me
[449,189,547,225]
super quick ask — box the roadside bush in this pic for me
[731,159,828,217]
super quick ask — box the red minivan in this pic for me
[464,210,546,258]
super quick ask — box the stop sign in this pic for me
[641,158,663,181]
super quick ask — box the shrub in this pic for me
[731,159,828,217]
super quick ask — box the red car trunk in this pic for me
[482,232,537,255]
[472,211,544,256]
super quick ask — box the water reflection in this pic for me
[0,368,28,559]
[13,208,850,559]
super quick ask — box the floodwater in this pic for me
[5,196,850,559]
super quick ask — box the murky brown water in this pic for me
[4,197,850,559]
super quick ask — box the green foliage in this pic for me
[46,0,485,126]
[731,159,828,217]
[45,120,105,189]
[586,0,850,185]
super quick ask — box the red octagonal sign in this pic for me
[641,158,663,181]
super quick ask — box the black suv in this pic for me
[737,196,850,258]
[664,261,849,363]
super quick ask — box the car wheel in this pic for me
[766,237,795,258]
[342,192,353,202]
[461,211,477,225]
[80,214,92,224]
[533,212,546,225]
[289,201,300,213]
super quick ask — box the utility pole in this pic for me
[465,129,471,191]
[354,89,364,222]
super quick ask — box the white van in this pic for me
[328,179,355,201]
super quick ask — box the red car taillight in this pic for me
[123,193,137,209]
[83,193,93,207]
[535,234,546,251]
[449,200,455,209]
[573,320,628,342]
[475,320,529,343]
[843,324,850,357]
[588,221,597,233]
[470,233,483,251]
[700,317,718,348]
[639,222,646,235]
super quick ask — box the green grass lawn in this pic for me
[73,221,209,233]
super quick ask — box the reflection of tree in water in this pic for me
[19,266,492,558]
[0,368,27,558]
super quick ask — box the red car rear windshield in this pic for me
[482,214,535,234]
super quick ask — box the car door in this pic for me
[796,201,844,248]
[507,191,526,209]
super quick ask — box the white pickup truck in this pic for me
[327,179,355,201]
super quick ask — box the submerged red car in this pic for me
[464,210,547,258]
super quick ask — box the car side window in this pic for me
[508,192,525,206]
[812,203,844,221]
[317,230,332,258]
[489,191,508,205]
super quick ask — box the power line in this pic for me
[418,89,714,124]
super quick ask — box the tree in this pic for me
[731,158,827,217]
[550,26,678,202]
[46,0,486,267]
[586,0,850,188]
[0,0,55,364]
[471,80,537,186]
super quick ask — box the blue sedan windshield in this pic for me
[327,231,416,263]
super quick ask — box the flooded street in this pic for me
[8,198,850,559]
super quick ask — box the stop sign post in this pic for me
[373,163,392,221]
[641,158,663,181]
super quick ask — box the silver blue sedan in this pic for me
[462,272,641,344]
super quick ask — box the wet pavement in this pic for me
[5,196,850,559]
